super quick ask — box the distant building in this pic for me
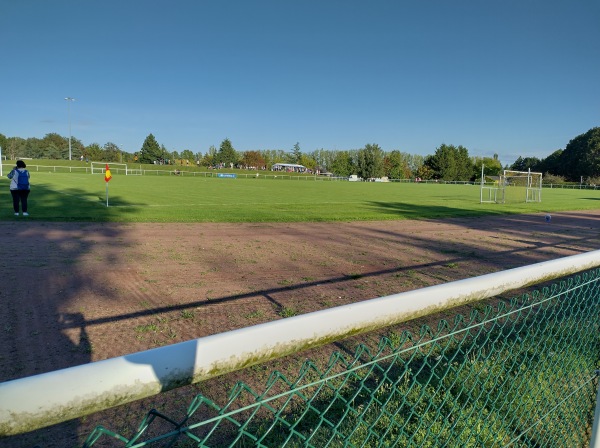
[271,163,307,173]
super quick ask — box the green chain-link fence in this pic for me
[84,269,600,447]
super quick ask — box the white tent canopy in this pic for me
[271,163,307,171]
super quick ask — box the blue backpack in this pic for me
[10,169,29,190]
[17,170,29,190]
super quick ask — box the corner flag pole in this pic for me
[104,164,112,207]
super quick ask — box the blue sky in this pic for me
[2,0,599,166]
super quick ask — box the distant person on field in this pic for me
[7,160,31,217]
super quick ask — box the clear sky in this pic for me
[2,0,599,166]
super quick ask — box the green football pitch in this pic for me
[2,172,598,222]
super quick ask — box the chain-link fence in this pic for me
[84,268,600,447]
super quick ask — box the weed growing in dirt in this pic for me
[135,323,158,333]
[180,310,194,319]
[278,306,299,318]
[244,310,265,319]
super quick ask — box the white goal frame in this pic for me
[480,167,542,204]
[500,169,543,203]
[480,164,500,203]
[90,162,128,176]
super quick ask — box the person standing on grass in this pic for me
[7,160,30,217]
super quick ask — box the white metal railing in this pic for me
[1,250,600,437]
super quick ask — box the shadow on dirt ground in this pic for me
[0,222,128,447]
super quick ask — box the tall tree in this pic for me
[160,145,171,164]
[85,143,103,161]
[329,150,356,177]
[406,153,425,177]
[4,137,27,160]
[261,149,287,168]
[299,153,317,170]
[292,142,302,164]
[181,149,195,163]
[41,133,68,155]
[384,150,412,179]
[509,156,541,172]
[415,163,434,180]
[556,127,600,181]
[357,143,385,179]
[537,149,563,176]
[23,138,42,158]
[139,134,162,164]
[308,148,334,170]
[454,145,473,180]
[426,144,473,181]
[242,150,266,168]
[0,133,7,154]
[216,138,238,166]
[103,142,122,162]
[46,142,62,159]
[203,145,218,166]
[473,156,502,178]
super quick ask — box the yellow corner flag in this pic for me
[104,164,112,182]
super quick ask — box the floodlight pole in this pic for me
[64,97,75,160]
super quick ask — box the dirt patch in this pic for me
[1,211,599,446]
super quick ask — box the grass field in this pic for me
[2,170,599,222]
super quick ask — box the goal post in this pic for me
[480,164,501,203]
[480,167,542,204]
[90,162,128,176]
[500,169,542,203]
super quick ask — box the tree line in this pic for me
[139,135,499,181]
[1,127,599,182]
[508,127,600,183]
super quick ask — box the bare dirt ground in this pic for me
[1,211,599,447]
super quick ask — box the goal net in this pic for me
[499,170,542,203]
[91,162,128,176]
